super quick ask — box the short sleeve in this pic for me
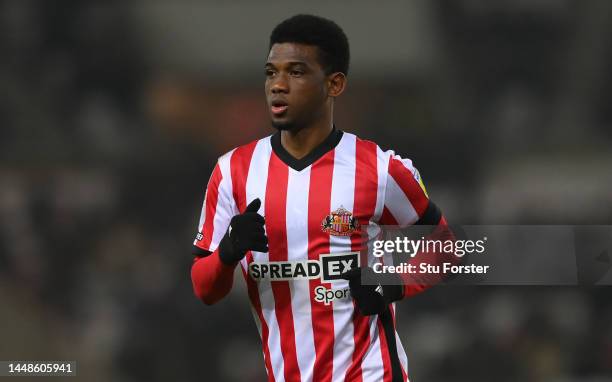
[381,152,431,227]
[193,159,236,253]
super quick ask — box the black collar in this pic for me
[271,127,343,171]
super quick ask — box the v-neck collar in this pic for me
[271,126,343,171]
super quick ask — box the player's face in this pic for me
[265,43,329,131]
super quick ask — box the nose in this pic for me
[271,73,289,94]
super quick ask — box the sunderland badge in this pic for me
[321,206,360,236]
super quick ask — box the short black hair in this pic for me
[269,14,350,75]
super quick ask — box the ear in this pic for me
[327,72,347,97]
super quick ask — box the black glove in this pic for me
[218,198,268,265]
[341,267,404,316]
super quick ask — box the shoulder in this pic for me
[345,132,417,170]
[350,133,425,192]
[339,131,387,161]
[380,146,428,199]
[216,135,273,167]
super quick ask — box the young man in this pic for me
[191,14,453,382]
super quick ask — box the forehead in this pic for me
[267,43,321,67]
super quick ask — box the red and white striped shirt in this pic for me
[191,129,439,382]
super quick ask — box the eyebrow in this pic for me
[265,61,308,67]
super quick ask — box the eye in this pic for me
[265,69,276,77]
[290,70,304,77]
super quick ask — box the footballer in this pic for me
[191,15,454,382]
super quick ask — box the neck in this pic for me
[280,107,334,160]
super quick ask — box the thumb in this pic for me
[245,198,261,214]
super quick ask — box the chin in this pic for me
[271,119,296,131]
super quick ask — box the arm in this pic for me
[191,249,237,305]
[191,194,267,305]
[399,209,458,298]
[191,162,233,304]
[191,249,236,305]
[343,153,458,315]
[381,154,459,299]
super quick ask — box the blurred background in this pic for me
[1,1,611,381]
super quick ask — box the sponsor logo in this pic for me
[195,232,203,241]
[248,252,359,283]
[321,206,360,236]
[314,285,351,305]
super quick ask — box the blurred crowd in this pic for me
[0,1,610,381]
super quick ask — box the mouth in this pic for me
[270,100,288,116]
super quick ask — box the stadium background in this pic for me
[1,1,611,381]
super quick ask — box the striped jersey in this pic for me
[192,129,433,382]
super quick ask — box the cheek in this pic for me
[297,82,326,107]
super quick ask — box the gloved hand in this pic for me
[218,198,268,265]
[341,267,404,315]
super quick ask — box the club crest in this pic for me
[321,206,360,236]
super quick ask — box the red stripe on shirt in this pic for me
[197,163,222,251]
[308,150,336,382]
[388,157,429,217]
[230,143,276,381]
[231,141,258,213]
[240,264,275,381]
[345,138,379,381]
[266,153,302,382]
[379,206,399,226]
